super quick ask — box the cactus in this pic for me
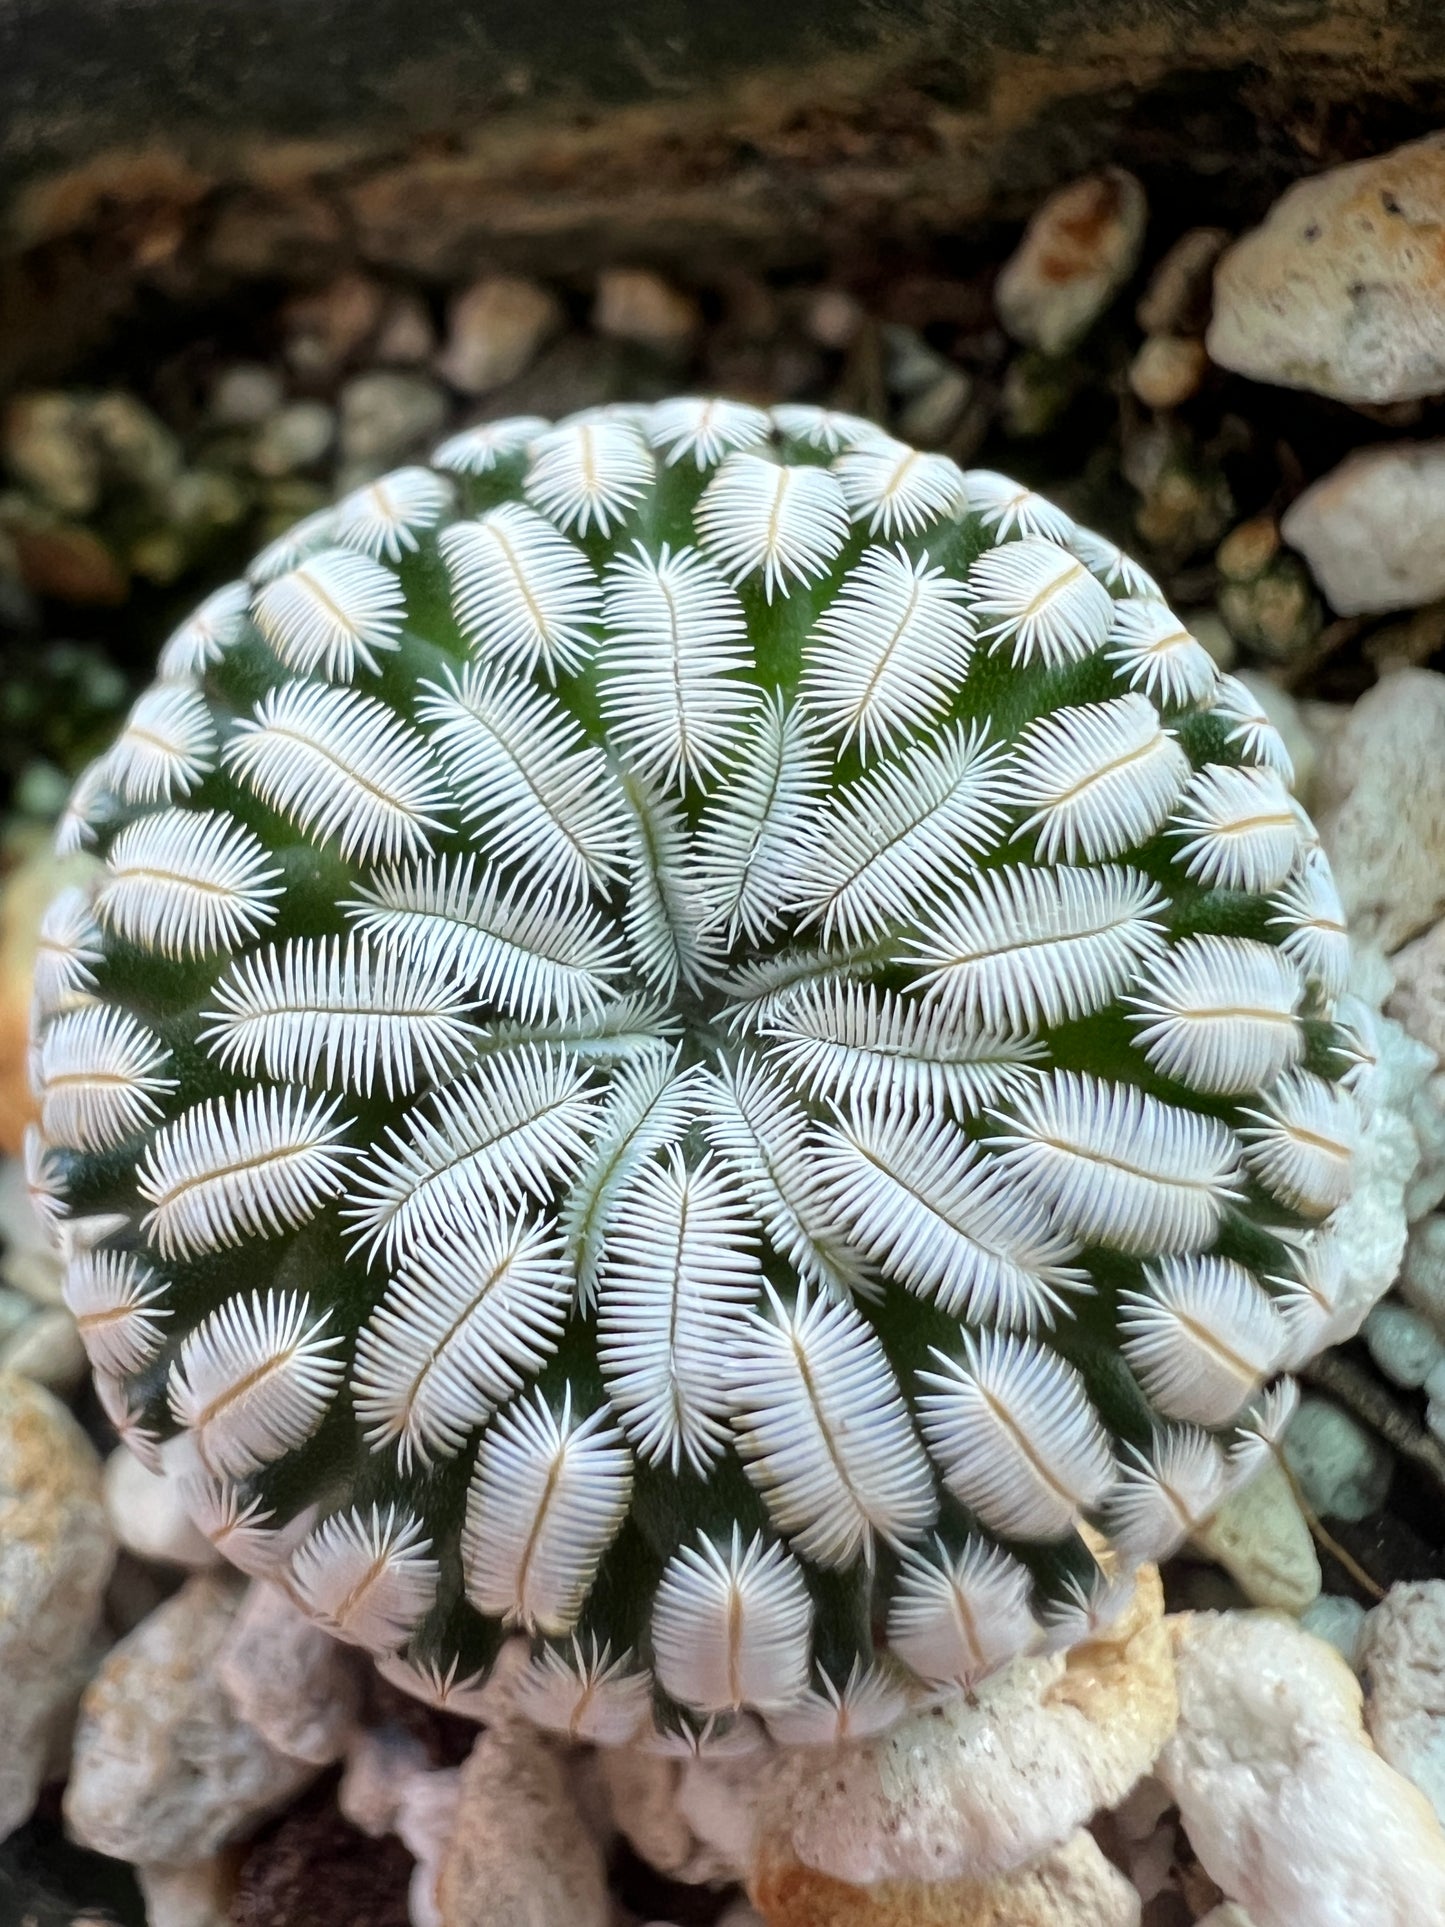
[29,398,1367,1749]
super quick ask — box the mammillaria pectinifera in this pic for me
[29,398,1370,1748]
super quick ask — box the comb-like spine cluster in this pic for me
[29,396,1369,1752]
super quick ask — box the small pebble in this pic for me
[1136,225,1229,336]
[0,1305,88,1394]
[373,291,436,365]
[1302,1594,1369,1669]
[250,400,337,479]
[1192,1457,1321,1612]
[3,392,100,515]
[804,288,864,350]
[1402,1215,1445,1330]
[1284,1395,1394,1523]
[898,369,972,446]
[436,274,564,395]
[995,167,1148,355]
[87,392,182,500]
[1217,514,1323,663]
[593,267,701,357]
[1188,610,1237,670]
[1129,334,1209,409]
[337,371,448,468]
[104,1446,221,1570]
[1283,442,1445,616]
[1364,1300,1445,1389]
[282,273,386,378]
[208,363,285,428]
[14,759,71,818]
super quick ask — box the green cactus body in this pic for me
[29,398,1367,1748]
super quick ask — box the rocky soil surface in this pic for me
[5,114,1445,1927]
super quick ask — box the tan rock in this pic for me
[593,267,701,355]
[0,1371,114,1840]
[1128,335,1208,410]
[1136,227,1228,336]
[436,275,564,396]
[434,1722,608,1927]
[1209,135,1445,405]
[65,1574,316,1864]
[216,1580,361,1766]
[753,1828,1139,1927]
[746,1567,1174,1891]
[1359,1580,1445,1823]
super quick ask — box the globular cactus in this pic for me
[29,398,1369,1749]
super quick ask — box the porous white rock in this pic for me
[1283,443,1445,615]
[64,1573,316,1864]
[216,1579,361,1766]
[0,1371,114,1842]
[744,1566,1174,1890]
[1301,1594,1369,1669]
[1208,134,1445,404]
[436,275,563,395]
[1390,918,1445,1063]
[1160,1609,1445,1927]
[103,1446,219,1569]
[752,1825,1143,1927]
[1359,1581,1445,1825]
[1284,1397,1393,1524]
[1315,669,1445,951]
[995,169,1147,355]
[1365,1300,1445,1388]
[1190,1458,1321,1612]
[432,1723,609,1927]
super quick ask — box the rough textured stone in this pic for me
[1364,1300,1444,1388]
[593,267,701,354]
[103,1445,220,1569]
[1136,227,1228,336]
[752,1827,1141,1927]
[1359,1581,1445,1825]
[336,371,449,470]
[1389,917,1445,1062]
[745,1566,1174,1890]
[1160,1610,1445,1927]
[0,1370,114,1842]
[1284,1396,1393,1524]
[1208,135,1445,404]
[64,1573,316,1864]
[432,1723,608,1927]
[1190,1458,1321,1613]
[601,1746,742,1886]
[435,275,563,396]
[1128,335,1208,410]
[136,1858,233,1927]
[216,1580,361,1766]
[995,169,1147,355]
[1283,443,1445,616]
[1316,669,1445,952]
